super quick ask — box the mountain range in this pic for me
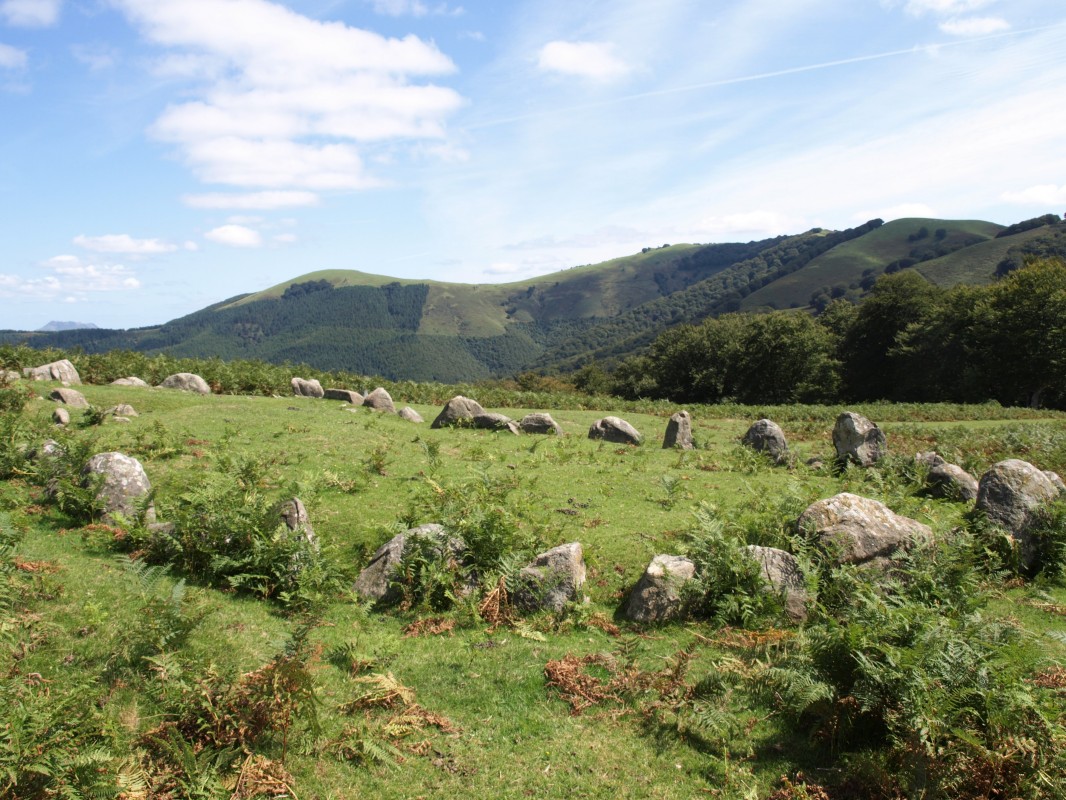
[5,214,1064,382]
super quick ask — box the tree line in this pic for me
[578,259,1066,409]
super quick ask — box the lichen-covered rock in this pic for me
[623,554,696,623]
[741,419,789,464]
[110,376,149,387]
[49,387,88,408]
[663,411,695,450]
[159,373,211,395]
[324,388,363,405]
[291,377,324,398]
[976,459,1061,568]
[833,412,887,467]
[23,359,80,384]
[399,407,424,423]
[513,543,586,613]
[927,462,979,502]
[354,524,462,604]
[107,403,138,418]
[588,416,642,445]
[82,452,156,525]
[745,545,807,622]
[431,396,486,428]
[798,492,931,568]
[364,387,396,413]
[519,413,562,435]
[52,407,70,426]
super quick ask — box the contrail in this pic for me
[465,21,1066,130]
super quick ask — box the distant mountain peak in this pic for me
[37,321,99,332]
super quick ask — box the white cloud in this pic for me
[71,43,118,71]
[205,224,262,248]
[0,254,141,300]
[939,16,1009,36]
[537,41,631,82]
[0,0,61,27]
[73,233,178,255]
[113,0,463,194]
[0,43,27,69]
[182,190,320,209]
[371,0,427,16]
[1001,184,1066,206]
[903,0,994,16]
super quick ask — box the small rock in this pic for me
[926,462,979,502]
[291,377,324,398]
[662,411,695,450]
[107,403,139,418]
[622,554,696,623]
[798,492,932,569]
[976,459,1061,569]
[278,497,317,547]
[833,412,887,467]
[473,413,519,434]
[745,545,807,622]
[513,543,587,613]
[588,416,642,445]
[49,387,89,408]
[915,451,947,469]
[23,359,81,384]
[519,413,563,435]
[399,407,424,423]
[741,419,789,464]
[324,388,363,405]
[52,407,70,426]
[431,396,487,428]
[1045,471,1065,495]
[110,376,149,387]
[364,387,396,413]
[82,452,156,525]
[159,373,211,395]
[354,524,463,604]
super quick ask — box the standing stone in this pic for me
[82,452,156,525]
[833,412,887,467]
[159,373,211,395]
[111,376,149,387]
[926,462,979,502]
[745,545,808,622]
[473,413,520,434]
[798,492,932,568]
[23,359,81,384]
[364,387,396,413]
[431,396,486,428]
[662,411,695,450]
[278,497,316,547]
[291,377,325,398]
[52,407,70,426]
[107,403,139,418]
[324,388,363,405]
[49,387,89,408]
[915,451,947,469]
[588,416,642,445]
[354,524,461,604]
[623,554,697,623]
[519,413,563,435]
[741,419,789,464]
[976,459,1061,569]
[398,407,424,423]
[513,543,587,613]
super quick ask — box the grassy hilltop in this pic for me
[2,361,1065,798]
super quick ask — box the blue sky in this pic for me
[2,0,1065,330]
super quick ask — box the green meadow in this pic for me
[2,375,1065,799]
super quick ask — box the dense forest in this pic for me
[583,258,1066,409]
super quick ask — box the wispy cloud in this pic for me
[537,41,630,82]
[0,0,61,28]
[0,42,26,69]
[369,0,462,17]
[74,234,178,255]
[114,0,464,194]
[205,224,262,248]
[0,254,140,300]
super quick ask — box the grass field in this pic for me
[2,379,1065,798]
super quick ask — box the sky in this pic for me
[2,0,1066,331]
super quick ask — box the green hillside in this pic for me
[6,213,1065,381]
